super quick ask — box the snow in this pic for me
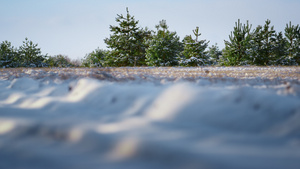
[0,67,300,169]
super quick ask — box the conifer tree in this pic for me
[0,41,17,68]
[179,27,209,66]
[223,19,253,65]
[46,55,74,68]
[82,49,109,67]
[104,8,151,66]
[249,20,277,65]
[273,32,289,65]
[208,44,222,65]
[284,22,300,65]
[18,38,47,67]
[145,20,183,66]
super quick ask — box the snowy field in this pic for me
[0,67,300,169]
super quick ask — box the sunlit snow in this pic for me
[0,67,299,169]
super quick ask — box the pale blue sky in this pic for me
[1,0,299,59]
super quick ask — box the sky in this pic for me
[1,0,300,60]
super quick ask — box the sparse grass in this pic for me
[0,66,299,83]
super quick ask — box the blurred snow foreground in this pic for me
[0,67,300,169]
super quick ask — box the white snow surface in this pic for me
[0,67,300,169]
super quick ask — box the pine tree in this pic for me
[104,8,151,66]
[82,49,109,67]
[47,55,74,68]
[18,38,47,67]
[273,32,289,65]
[223,19,253,66]
[208,43,222,65]
[145,20,183,66]
[179,27,210,66]
[0,41,17,68]
[284,22,300,65]
[249,20,277,65]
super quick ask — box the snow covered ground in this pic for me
[0,67,300,169]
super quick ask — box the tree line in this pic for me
[0,38,80,68]
[83,8,300,67]
[82,8,218,67]
[1,8,299,68]
[222,20,300,66]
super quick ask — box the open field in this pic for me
[0,67,300,169]
[1,66,299,81]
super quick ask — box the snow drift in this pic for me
[0,67,300,169]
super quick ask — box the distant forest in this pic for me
[1,8,299,68]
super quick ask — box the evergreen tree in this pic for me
[284,22,300,65]
[145,20,183,66]
[47,55,74,67]
[249,20,277,65]
[0,41,17,68]
[208,43,222,65]
[18,38,47,67]
[104,8,151,66]
[273,32,289,65]
[82,49,109,67]
[223,19,253,65]
[179,27,210,66]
